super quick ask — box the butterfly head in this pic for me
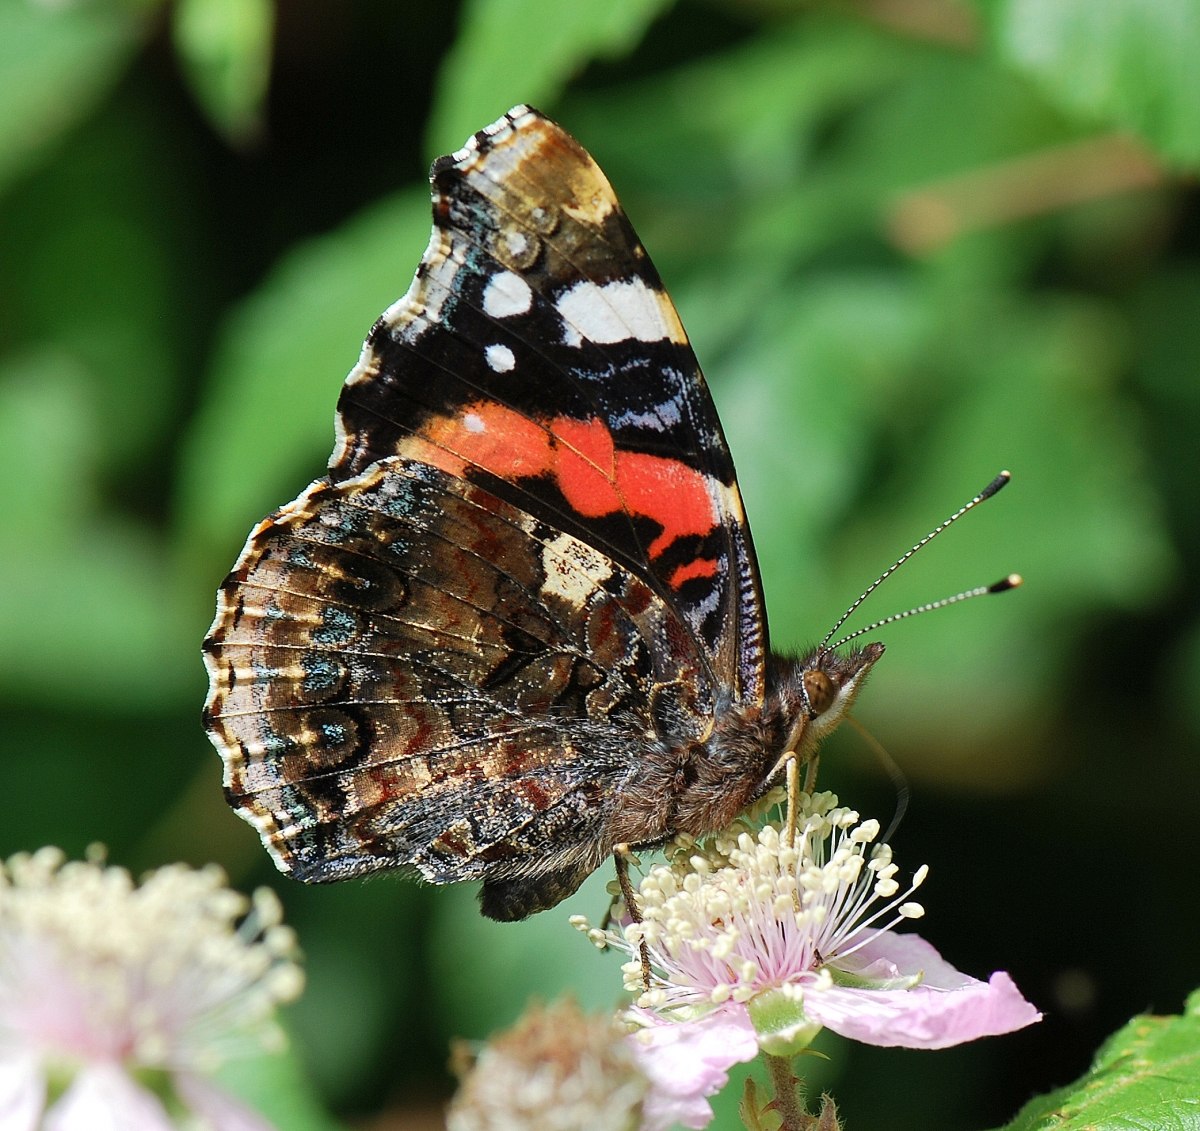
[774,641,886,767]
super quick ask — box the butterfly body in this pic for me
[203,107,881,920]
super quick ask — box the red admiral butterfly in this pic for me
[203,106,890,921]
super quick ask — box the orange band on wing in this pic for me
[404,404,720,565]
[668,557,719,588]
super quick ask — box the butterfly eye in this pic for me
[803,670,835,716]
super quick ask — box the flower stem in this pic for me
[762,1053,811,1131]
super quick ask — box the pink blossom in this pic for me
[0,848,302,1131]
[577,792,1040,1127]
[626,1007,758,1131]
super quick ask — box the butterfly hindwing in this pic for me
[205,453,717,910]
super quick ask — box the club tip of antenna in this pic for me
[989,573,1023,593]
[981,470,1012,500]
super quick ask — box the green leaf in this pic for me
[820,286,1173,765]
[277,880,425,1106]
[560,17,913,202]
[989,990,1200,1129]
[0,0,146,193]
[172,0,274,142]
[740,1076,769,1131]
[0,349,194,708]
[3,102,199,476]
[989,0,1200,168]
[425,0,673,154]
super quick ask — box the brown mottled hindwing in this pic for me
[204,457,714,915]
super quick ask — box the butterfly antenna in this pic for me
[828,573,1021,651]
[820,470,1013,651]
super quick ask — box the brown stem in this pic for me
[888,133,1163,254]
[762,1053,812,1131]
[855,0,979,48]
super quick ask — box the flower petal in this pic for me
[0,1055,44,1131]
[175,1074,279,1131]
[44,1064,174,1131]
[627,1007,758,1131]
[810,934,1041,1049]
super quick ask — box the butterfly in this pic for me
[202,106,883,921]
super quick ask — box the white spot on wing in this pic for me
[541,533,612,608]
[485,344,515,373]
[463,412,486,432]
[556,278,672,346]
[483,271,533,318]
[686,580,722,631]
[504,230,528,258]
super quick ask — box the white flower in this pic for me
[0,847,304,1130]
[447,998,648,1131]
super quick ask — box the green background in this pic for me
[2,0,1198,1128]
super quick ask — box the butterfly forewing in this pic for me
[332,106,766,699]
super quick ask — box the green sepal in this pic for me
[826,964,922,992]
[746,988,822,1057]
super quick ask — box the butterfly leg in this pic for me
[613,844,652,993]
[802,751,821,795]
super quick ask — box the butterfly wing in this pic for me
[204,107,768,916]
[206,457,714,916]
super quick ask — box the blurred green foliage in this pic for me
[2,0,1199,1127]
